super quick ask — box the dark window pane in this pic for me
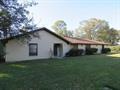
[29,43,38,56]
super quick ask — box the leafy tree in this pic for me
[0,0,37,38]
[0,0,37,60]
[97,28,120,45]
[75,18,120,44]
[66,30,74,37]
[52,20,67,36]
[0,10,12,37]
[118,30,120,41]
[75,18,109,40]
[52,20,73,37]
[109,28,120,45]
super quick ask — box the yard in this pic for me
[0,54,120,90]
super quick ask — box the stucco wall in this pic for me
[6,30,71,62]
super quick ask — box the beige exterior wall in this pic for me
[6,30,71,62]
[91,45,102,53]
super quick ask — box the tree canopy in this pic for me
[0,0,37,38]
[97,28,120,45]
[75,18,109,39]
[75,18,120,44]
[52,20,73,37]
[0,0,37,59]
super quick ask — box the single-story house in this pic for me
[1,27,108,62]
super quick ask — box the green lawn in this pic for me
[0,54,120,90]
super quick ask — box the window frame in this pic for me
[29,43,38,56]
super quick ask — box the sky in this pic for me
[23,0,120,30]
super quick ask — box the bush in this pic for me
[102,48,111,54]
[66,49,84,57]
[85,48,98,55]
[0,41,5,62]
[109,45,120,53]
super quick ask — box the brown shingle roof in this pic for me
[63,36,109,45]
[82,39,109,45]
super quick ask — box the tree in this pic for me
[0,0,37,61]
[0,0,37,38]
[75,18,120,44]
[66,30,74,37]
[52,20,73,37]
[97,28,120,45]
[109,28,120,45]
[0,10,12,37]
[52,20,67,36]
[75,18,110,40]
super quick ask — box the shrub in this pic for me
[109,45,120,53]
[0,41,5,62]
[85,48,98,55]
[102,48,111,54]
[66,49,84,57]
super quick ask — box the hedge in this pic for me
[66,49,84,57]
[85,48,98,55]
[102,48,111,54]
[0,41,5,62]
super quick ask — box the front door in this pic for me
[53,44,63,57]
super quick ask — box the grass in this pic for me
[107,54,120,58]
[0,54,120,90]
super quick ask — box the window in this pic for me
[29,43,38,56]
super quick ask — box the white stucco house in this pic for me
[1,27,108,62]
